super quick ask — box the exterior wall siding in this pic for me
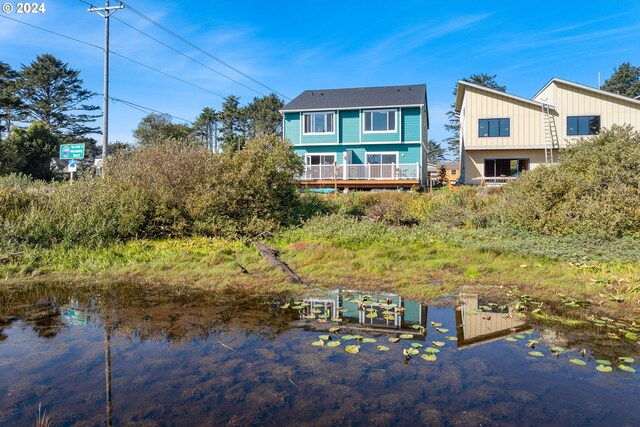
[339,110,359,143]
[462,88,545,150]
[401,107,421,142]
[543,82,640,144]
[284,113,300,145]
[294,143,421,166]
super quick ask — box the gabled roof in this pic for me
[534,78,640,106]
[454,80,549,111]
[281,84,427,112]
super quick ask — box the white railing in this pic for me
[301,163,420,181]
[472,176,517,186]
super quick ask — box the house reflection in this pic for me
[300,290,428,338]
[455,294,528,348]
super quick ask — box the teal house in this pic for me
[281,84,429,188]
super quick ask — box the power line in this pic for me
[119,1,291,100]
[107,95,193,124]
[0,14,226,99]
[111,15,268,98]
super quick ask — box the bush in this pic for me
[0,136,304,250]
[506,125,640,237]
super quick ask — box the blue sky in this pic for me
[2,0,640,146]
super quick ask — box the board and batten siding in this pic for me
[534,82,640,144]
[462,87,545,150]
[401,107,421,142]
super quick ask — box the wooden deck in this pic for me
[299,179,420,189]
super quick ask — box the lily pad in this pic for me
[388,337,400,343]
[424,347,440,353]
[376,345,390,351]
[318,334,330,340]
[326,341,341,348]
[595,359,611,365]
[421,354,437,362]
[411,343,424,349]
[345,345,360,354]
[619,357,635,364]
[550,346,565,353]
[312,340,324,347]
[341,335,356,341]
[436,328,449,333]
[432,341,445,347]
[430,322,442,327]
[399,334,414,339]
[618,364,636,373]
[281,303,290,309]
[505,337,518,342]
[404,348,420,356]
[411,324,423,330]
[528,351,544,357]
[515,334,526,339]
[570,358,587,366]
[596,365,613,373]
[329,327,340,333]
[362,338,377,343]
[446,336,458,341]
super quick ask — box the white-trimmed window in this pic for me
[363,109,396,133]
[366,152,398,165]
[305,154,336,165]
[303,112,334,134]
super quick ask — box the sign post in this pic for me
[60,144,85,181]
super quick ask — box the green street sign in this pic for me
[60,143,85,160]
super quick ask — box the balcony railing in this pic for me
[301,163,420,181]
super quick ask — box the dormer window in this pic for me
[303,112,334,134]
[363,109,396,133]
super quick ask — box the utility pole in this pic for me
[87,0,124,173]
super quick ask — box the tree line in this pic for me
[130,93,284,153]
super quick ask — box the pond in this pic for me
[0,283,638,426]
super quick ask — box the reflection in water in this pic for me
[456,294,527,348]
[0,283,638,425]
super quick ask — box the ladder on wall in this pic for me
[542,103,558,164]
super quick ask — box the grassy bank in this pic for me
[2,217,639,325]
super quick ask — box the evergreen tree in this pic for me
[426,139,446,164]
[245,93,284,139]
[192,107,218,151]
[219,95,246,152]
[444,74,506,159]
[0,61,24,141]
[18,54,100,139]
[601,61,640,98]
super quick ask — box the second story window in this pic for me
[567,115,600,136]
[479,118,510,137]
[364,110,396,132]
[303,112,334,134]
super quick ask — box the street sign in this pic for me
[60,143,85,160]
[68,160,77,172]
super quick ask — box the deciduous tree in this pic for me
[133,113,192,146]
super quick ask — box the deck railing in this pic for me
[301,163,420,181]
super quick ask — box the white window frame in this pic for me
[365,151,399,165]
[362,109,397,134]
[305,153,337,165]
[302,111,335,135]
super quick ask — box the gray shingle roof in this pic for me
[281,84,426,111]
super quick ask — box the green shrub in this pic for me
[506,125,640,237]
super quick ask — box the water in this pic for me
[0,284,638,426]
